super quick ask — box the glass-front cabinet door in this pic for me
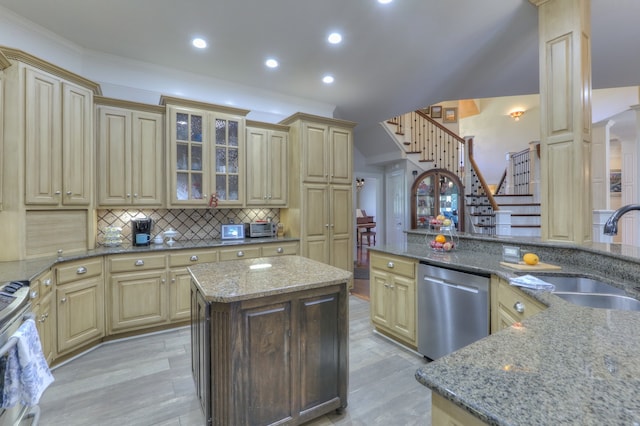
[165,98,247,207]
[411,169,464,231]
[172,109,206,203]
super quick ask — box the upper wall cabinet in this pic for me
[24,67,94,206]
[96,98,164,207]
[161,96,249,208]
[296,120,352,185]
[245,121,289,207]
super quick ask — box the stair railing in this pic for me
[467,138,499,212]
[508,147,532,195]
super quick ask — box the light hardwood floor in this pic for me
[38,296,431,426]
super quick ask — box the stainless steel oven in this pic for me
[0,280,40,426]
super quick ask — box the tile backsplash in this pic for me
[97,208,280,246]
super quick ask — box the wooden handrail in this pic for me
[468,138,499,211]
[414,109,465,144]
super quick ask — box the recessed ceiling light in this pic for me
[378,0,393,3]
[265,58,279,68]
[192,38,207,49]
[322,75,335,84]
[327,32,342,44]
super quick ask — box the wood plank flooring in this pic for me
[38,296,431,426]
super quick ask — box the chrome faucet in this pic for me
[603,204,640,235]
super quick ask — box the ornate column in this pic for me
[532,0,592,243]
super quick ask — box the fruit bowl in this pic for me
[426,226,458,252]
[429,238,455,252]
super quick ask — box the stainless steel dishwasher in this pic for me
[418,262,490,360]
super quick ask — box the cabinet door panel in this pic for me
[370,270,391,328]
[391,275,416,340]
[62,82,92,205]
[132,111,163,205]
[57,276,105,353]
[302,123,328,182]
[299,293,339,411]
[303,185,329,239]
[245,127,268,204]
[169,269,192,321]
[268,130,288,205]
[329,127,352,184]
[109,271,166,332]
[242,302,293,425]
[25,68,61,205]
[98,107,131,205]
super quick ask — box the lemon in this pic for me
[523,253,539,265]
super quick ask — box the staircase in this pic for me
[385,110,541,238]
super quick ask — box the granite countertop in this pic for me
[189,255,352,303]
[0,237,299,282]
[370,235,640,425]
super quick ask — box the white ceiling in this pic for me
[1,0,638,142]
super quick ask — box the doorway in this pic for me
[411,169,464,231]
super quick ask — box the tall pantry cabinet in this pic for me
[0,47,100,261]
[279,113,356,273]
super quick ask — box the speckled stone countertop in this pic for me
[0,237,298,282]
[372,232,640,425]
[189,255,352,303]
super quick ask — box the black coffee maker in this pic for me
[131,217,153,246]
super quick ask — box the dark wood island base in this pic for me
[189,256,351,426]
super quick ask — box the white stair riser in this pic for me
[493,195,535,204]
[499,205,540,215]
[509,227,541,237]
[511,216,541,226]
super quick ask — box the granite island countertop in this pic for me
[370,234,640,425]
[189,255,352,303]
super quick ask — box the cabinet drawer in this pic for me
[370,254,416,278]
[57,258,103,284]
[497,282,545,321]
[260,242,299,257]
[109,254,166,273]
[169,250,218,267]
[219,246,261,261]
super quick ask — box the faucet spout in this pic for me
[603,204,640,236]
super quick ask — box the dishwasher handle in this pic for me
[423,276,479,294]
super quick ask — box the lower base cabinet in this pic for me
[191,282,348,426]
[432,393,487,426]
[490,275,546,333]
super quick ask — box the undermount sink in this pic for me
[531,275,640,312]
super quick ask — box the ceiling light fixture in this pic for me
[328,32,342,44]
[322,75,334,84]
[265,58,279,68]
[509,110,525,121]
[192,38,207,49]
[378,0,393,4]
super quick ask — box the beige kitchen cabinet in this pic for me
[55,258,105,354]
[96,98,164,207]
[218,244,262,261]
[260,241,299,257]
[31,268,55,365]
[432,393,487,426]
[245,121,289,206]
[24,66,93,206]
[490,275,546,333]
[279,113,356,273]
[369,252,417,347]
[107,253,168,333]
[168,249,218,322]
[162,96,249,207]
[301,184,353,272]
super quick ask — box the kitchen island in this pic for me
[189,255,351,426]
[371,231,640,425]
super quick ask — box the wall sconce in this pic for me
[356,178,365,192]
[509,110,525,121]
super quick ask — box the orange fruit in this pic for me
[523,253,539,265]
[435,234,446,243]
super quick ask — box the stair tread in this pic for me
[498,203,541,207]
[511,224,541,228]
[510,213,541,217]
[493,194,534,197]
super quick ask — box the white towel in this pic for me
[1,318,54,408]
[509,275,556,291]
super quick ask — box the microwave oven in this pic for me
[245,222,275,238]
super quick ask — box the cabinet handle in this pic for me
[66,191,72,195]
[60,297,67,303]
[387,262,395,268]
[135,259,144,266]
[330,224,335,228]
[133,193,138,198]
[325,224,330,228]
[190,255,199,262]
[44,279,52,287]
[277,247,284,253]
[514,301,525,313]
[237,251,244,257]
[171,278,176,283]
[30,291,39,299]
[55,190,61,195]
[39,315,46,323]
[161,278,166,284]
[76,266,87,275]
[127,193,131,198]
